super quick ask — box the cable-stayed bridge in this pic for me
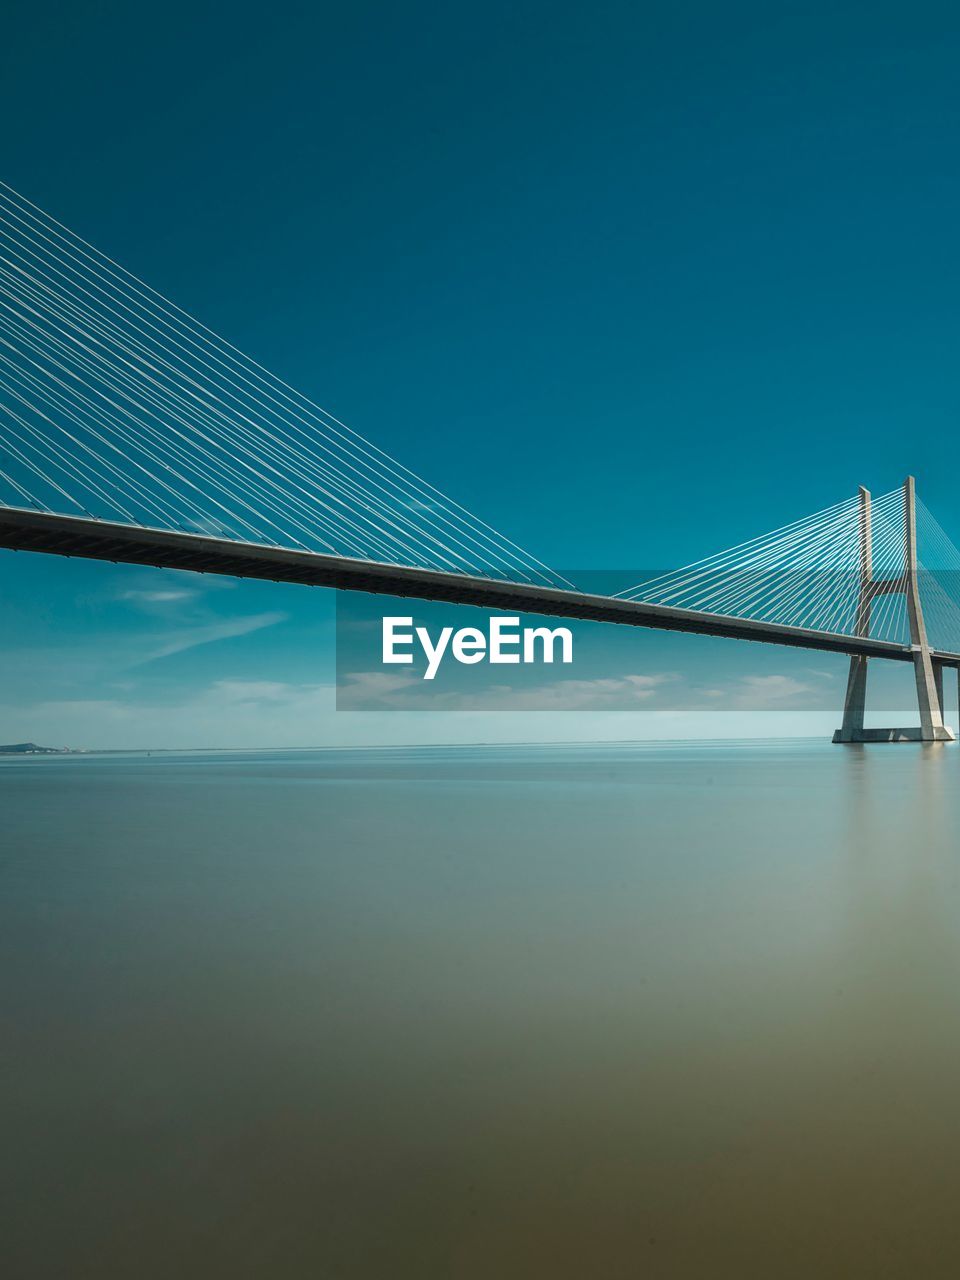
[1,182,960,741]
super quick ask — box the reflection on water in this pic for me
[4,741,960,1278]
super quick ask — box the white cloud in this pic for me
[1,675,872,751]
[486,673,675,711]
[339,671,422,699]
[0,684,850,752]
[729,674,815,706]
[336,670,676,710]
[209,679,327,705]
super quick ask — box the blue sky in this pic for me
[1,1,959,746]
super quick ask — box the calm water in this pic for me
[4,740,960,1278]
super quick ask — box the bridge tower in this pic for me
[834,476,955,743]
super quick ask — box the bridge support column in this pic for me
[933,659,945,723]
[904,476,951,740]
[834,487,875,743]
[836,656,868,742]
[834,477,955,743]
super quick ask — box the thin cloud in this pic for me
[119,588,197,605]
[133,611,288,665]
[209,679,324,704]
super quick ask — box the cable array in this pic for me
[916,500,960,654]
[0,182,572,589]
[615,488,913,644]
[3,180,959,653]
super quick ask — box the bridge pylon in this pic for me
[833,477,955,743]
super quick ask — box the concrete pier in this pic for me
[834,477,955,743]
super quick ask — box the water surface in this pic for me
[4,741,960,1277]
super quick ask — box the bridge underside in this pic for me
[2,506,959,670]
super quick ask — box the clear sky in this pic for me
[1,1,959,747]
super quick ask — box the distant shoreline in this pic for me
[0,737,841,758]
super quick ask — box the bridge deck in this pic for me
[2,506,958,668]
